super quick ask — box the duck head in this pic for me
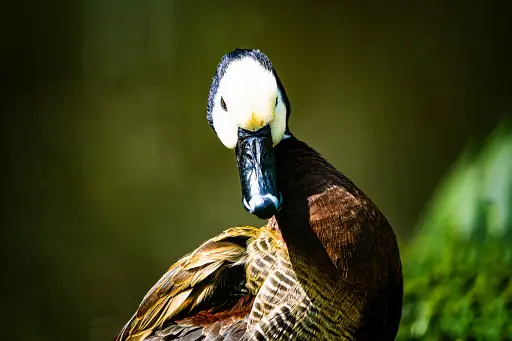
[207,49,291,219]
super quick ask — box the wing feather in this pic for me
[116,227,259,341]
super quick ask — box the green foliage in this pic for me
[398,120,512,340]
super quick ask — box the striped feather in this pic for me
[117,138,402,341]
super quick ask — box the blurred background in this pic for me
[1,1,511,340]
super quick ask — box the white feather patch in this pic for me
[212,57,287,149]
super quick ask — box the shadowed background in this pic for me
[1,1,511,340]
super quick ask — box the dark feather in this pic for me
[118,49,402,341]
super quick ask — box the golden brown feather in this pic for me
[116,138,402,341]
[116,227,259,341]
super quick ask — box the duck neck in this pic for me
[274,136,344,198]
[269,136,358,279]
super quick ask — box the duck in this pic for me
[116,49,403,341]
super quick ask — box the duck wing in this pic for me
[116,226,260,341]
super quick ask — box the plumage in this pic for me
[116,49,402,341]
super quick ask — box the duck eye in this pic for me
[220,97,228,111]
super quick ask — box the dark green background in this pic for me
[2,2,511,340]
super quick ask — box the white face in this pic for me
[211,57,287,149]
